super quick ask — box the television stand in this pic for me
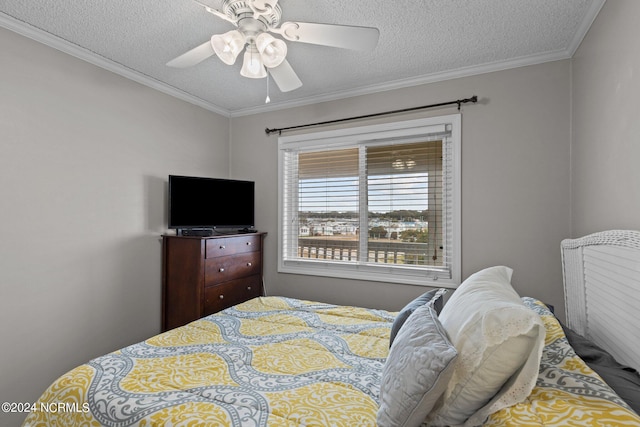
[162,233,267,331]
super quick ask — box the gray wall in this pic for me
[571,0,640,236]
[0,27,229,425]
[230,59,572,318]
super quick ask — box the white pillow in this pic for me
[377,302,458,427]
[427,266,545,427]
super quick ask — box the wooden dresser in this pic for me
[162,233,266,331]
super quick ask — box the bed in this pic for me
[23,230,640,426]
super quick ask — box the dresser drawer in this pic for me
[204,251,261,286]
[205,235,260,259]
[203,275,262,315]
[163,233,265,332]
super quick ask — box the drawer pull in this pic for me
[247,286,252,291]
[247,262,252,267]
[246,242,252,246]
[220,245,226,249]
[219,295,224,299]
[219,268,225,272]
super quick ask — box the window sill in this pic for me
[279,259,459,288]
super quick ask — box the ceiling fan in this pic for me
[166,0,380,93]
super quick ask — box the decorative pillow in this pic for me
[427,266,545,427]
[389,288,447,346]
[377,302,458,427]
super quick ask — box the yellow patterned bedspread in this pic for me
[487,298,640,426]
[23,296,640,426]
[23,297,394,427]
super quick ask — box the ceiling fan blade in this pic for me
[193,0,238,25]
[273,22,379,51]
[166,41,215,68]
[269,59,302,92]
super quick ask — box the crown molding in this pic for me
[566,0,606,56]
[230,48,572,117]
[0,12,231,117]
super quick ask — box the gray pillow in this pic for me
[389,288,446,346]
[378,302,458,427]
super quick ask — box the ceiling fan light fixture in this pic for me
[240,45,267,78]
[255,33,287,68]
[211,30,245,65]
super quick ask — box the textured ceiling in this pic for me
[0,0,605,116]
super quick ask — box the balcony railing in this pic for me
[296,237,440,266]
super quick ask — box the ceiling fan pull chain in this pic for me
[265,74,271,104]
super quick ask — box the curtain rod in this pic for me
[265,95,477,136]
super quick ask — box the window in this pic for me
[278,115,461,287]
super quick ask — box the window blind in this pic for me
[278,115,460,286]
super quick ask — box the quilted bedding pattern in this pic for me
[23,297,394,427]
[487,298,640,426]
[23,296,640,426]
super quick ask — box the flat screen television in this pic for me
[168,175,255,232]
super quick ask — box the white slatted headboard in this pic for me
[561,230,640,373]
